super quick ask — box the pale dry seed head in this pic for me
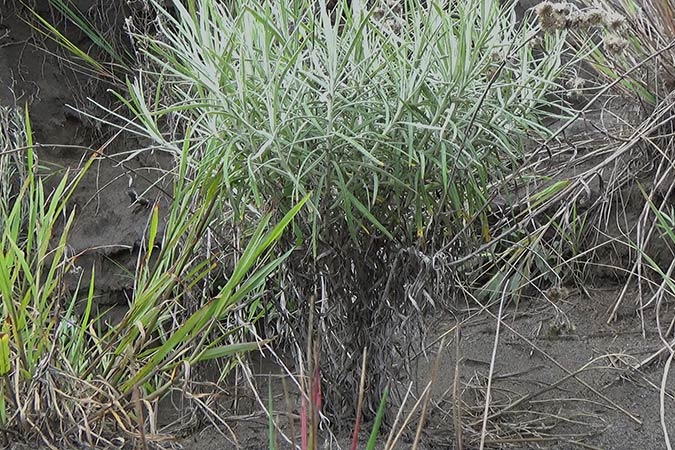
[565,11,583,29]
[582,9,605,27]
[567,76,586,90]
[552,2,571,15]
[565,76,587,98]
[604,12,627,31]
[535,1,572,32]
[603,33,629,54]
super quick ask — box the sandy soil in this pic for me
[2,1,674,450]
[171,286,672,450]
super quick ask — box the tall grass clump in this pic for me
[0,104,307,447]
[0,106,100,444]
[108,0,575,416]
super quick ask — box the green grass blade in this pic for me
[366,385,389,450]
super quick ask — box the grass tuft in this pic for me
[104,0,575,416]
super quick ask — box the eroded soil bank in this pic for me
[1,2,172,322]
